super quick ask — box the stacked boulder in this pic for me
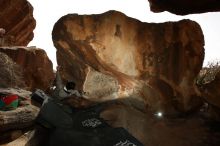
[52,11,204,114]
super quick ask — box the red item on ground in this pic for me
[1,94,18,105]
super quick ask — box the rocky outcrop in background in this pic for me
[0,47,54,91]
[0,0,36,46]
[52,11,204,113]
[200,71,220,109]
[148,0,220,15]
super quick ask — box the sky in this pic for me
[28,0,220,68]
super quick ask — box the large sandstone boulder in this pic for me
[0,0,36,46]
[52,11,204,113]
[148,0,220,15]
[0,47,54,91]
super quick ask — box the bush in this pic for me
[197,61,220,86]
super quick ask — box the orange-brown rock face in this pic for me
[0,47,54,91]
[52,11,204,113]
[148,0,220,15]
[0,0,36,46]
